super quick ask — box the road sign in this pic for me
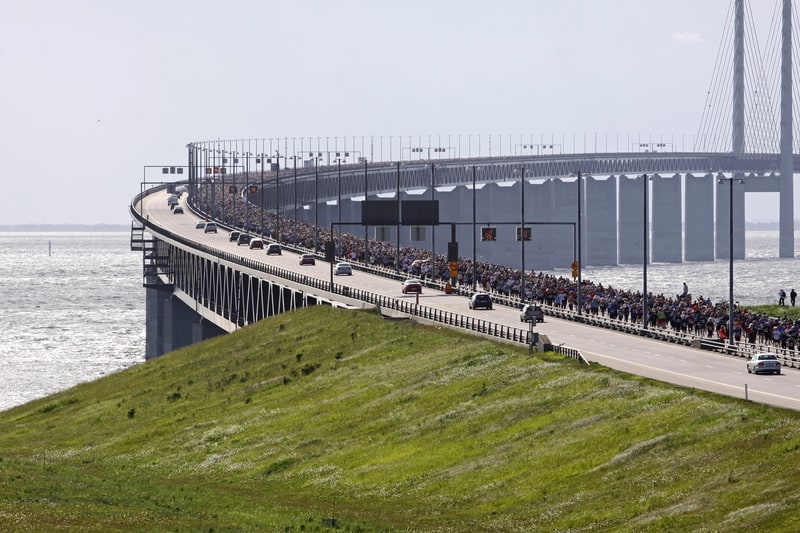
[449,261,459,278]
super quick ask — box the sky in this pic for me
[0,0,789,225]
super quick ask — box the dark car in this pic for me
[469,293,493,310]
[229,230,241,242]
[266,243,282,255]
[520,304,544,323]
[237,233,251,246]
[402,279,423,294]
[299,254,315,266]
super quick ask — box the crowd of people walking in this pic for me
[195,184,800,352]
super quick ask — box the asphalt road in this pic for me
[141,191,800,411]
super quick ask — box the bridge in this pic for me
[130,0,800,411]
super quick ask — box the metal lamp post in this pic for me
[718,175,741,349]
[576,170,582,316]
[336,157,342,259]
[293,155,299,242]
[643,173,649,330]
[314,155,320,252]
[472,165,477,291]
[519,166,527,301]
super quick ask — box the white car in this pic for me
[746,353,782,375]
[334,262,353,275]
[195,220,206,230]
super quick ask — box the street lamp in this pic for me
[642,173,649,330]
[718,175,743,349]
[336,157,343,259]
[471,165,479,291]
[270,151,285,243]
[576,170,583,316]
[396,161,401,272]
[314,155,320,252]
[430,162,436,278]
[516,166,527,301]
[292,155,299,243]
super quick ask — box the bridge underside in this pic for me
[297,172,775,270]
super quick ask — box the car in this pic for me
[402,279,423,294]
[520,304,544,323]
[747,352,782,375]
[229,230,241,242]
[469,292,493,310]
[266,243,282,256]
[204,222,218,233]
[299,253,315,266]
[167,195,178,207]
[237,233,252,246]
[172,205,184,214]
[334,262,353,275]
[195,220,206,230]
[249,238,264,250]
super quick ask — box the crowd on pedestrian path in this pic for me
[195,186,800,352]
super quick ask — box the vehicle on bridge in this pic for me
[237,234,251,246]
[266,243,282,256]
[747,353,782,375]
[402,279,422,294]
[204,222,218,233]
[195,220,206,230]
[229,230,240,242]
[249,238,264,250]
[334,262,353,276]
[299,253,315,266]
[520,304,544,323]
[469,293,493,310]
[172,205,184,215]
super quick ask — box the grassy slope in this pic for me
[1,306,800,532]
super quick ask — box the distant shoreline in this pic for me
[0,224,129,232]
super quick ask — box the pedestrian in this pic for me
[779,288,787,306]
[791,288,797,307]
[682,282,689,298]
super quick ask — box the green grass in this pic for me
[2,306,800,531]
[745,304,800,321]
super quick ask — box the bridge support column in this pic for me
[145,286,222,359]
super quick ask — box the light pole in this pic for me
[363,159,369,265]
[314,155,320,252]
[336,157,343,259]
[292,155,299,243]
[430,162,436,279]
[270,151,285,243]
[642,173,649,330]
[718,175,742,349]
[576,170,582,316]
[472,165,477,291]
[517,166,527,301]
[396,161,401,272]
[258,151,265,237]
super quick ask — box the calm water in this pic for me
[0,230,798,412]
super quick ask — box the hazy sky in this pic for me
[0,0,787,225]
